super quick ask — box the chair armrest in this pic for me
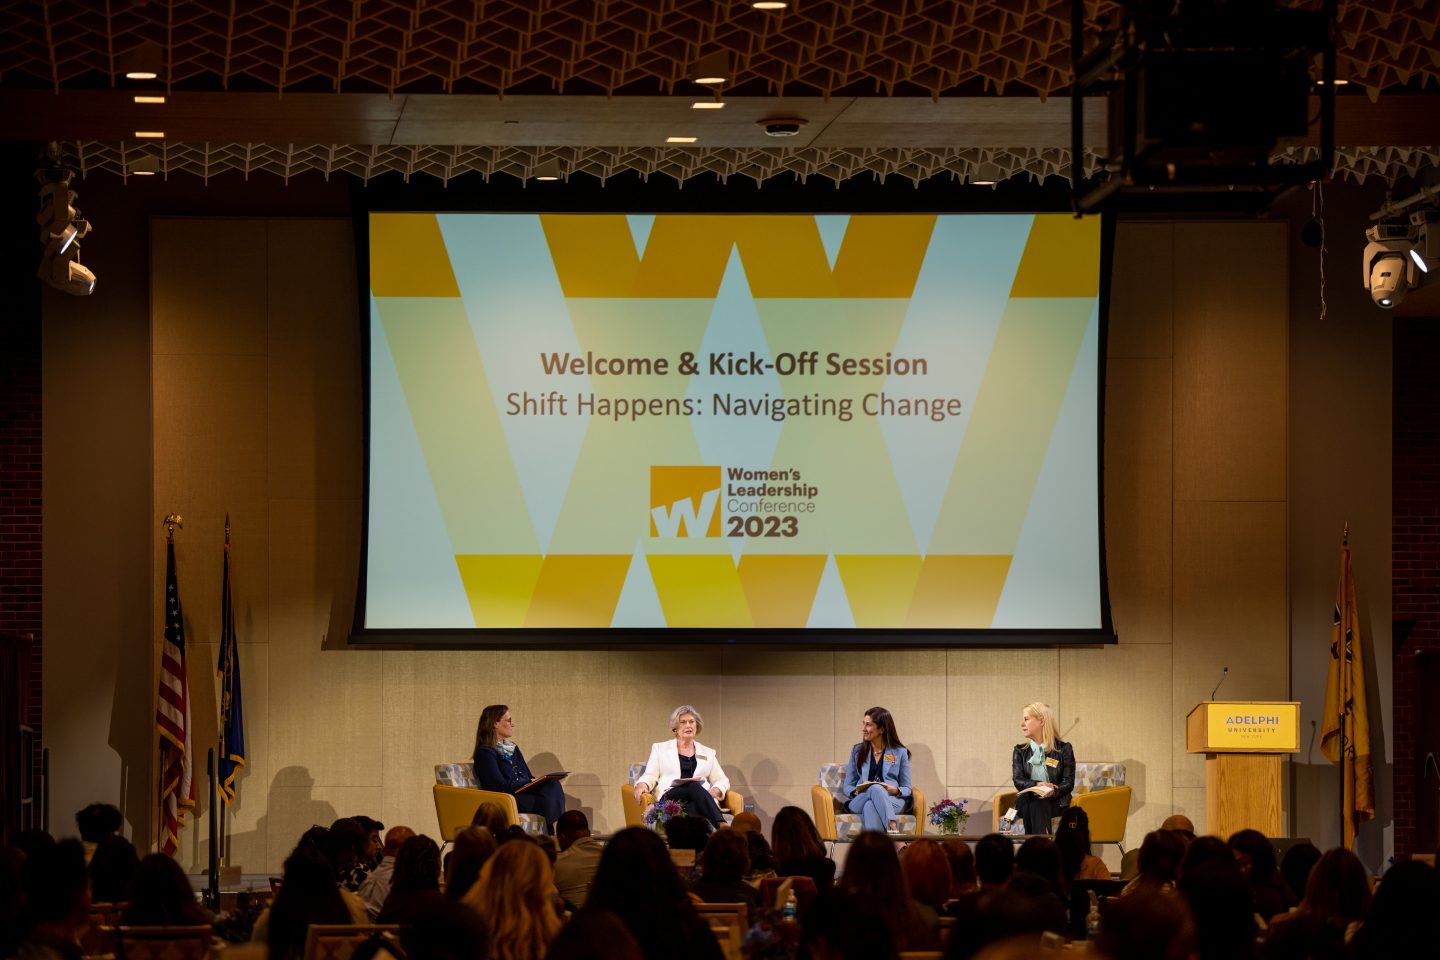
[810,785,839,842]
[723,790,745,816]
[991,790,1018,832]
[619,783,653,828]
[909,787,926,835]
[433,783,521,841]
[1070,785,1132,844]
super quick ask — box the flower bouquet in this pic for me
[643,798,685,831]
[927,797,970,836]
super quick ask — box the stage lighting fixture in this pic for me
[692,51,730,86]
[118,40,164,81]
[1410,209,1440,275]
[35,164,98,296]
[530,159,562,181]
[1362,220,1417,309]
[41,238,97,296]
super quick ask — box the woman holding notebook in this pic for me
[472,703,566,831]
[1009,701,1076,835]
[842,706,913,833]
[632,704,729,826]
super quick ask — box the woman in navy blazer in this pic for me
[1009,701,1075,835]
[842,706,912,833]
[472,703,565,831]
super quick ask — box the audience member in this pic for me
[730,811,762,835]
[662,815,713,855]
[900,839,953,911]
[121,853,209,926]
[1122,829,1186,896]
[351,815,385,869]
[1179,861,1257,960]
[545,908,644,960]
[1013,837,1065,900]
[1278,841,1321,905]
[465,839,563,960]
[940,837,978,901]
[770,806,835,892]
[74,804,123,863]
[1177,835,1233,879]
[2,847,25,959]
[744,830,777,884]
[1093,889,1197,960]
[15,839,89,960]
[582,827,723,960]
[87,834,139,904]
[836,831,939,950]
[397,891,489,960]
[1055,806,1109,888]
[1227,829,1292,921]
[327,817,372,892]
[689,827,761,907]
[1294,846,1372,930]
[1004,839,1067,936]
[470,801,511,837]
[358,825,414,919]
[944,887,1062,960]
[445,827,497,900]
[973,833,1014,889]
[800,890,893,960]
[1159,814,1196,842]
[376,835,441,925]
[260,846,355,960]
[554,811,604,909]
[1347,858,1439,959]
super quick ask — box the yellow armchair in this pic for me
[990,762,1131,849]
[812,763,925,841]
[620,761,744,827]
[433,783,525,841]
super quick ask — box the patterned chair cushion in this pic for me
[819,762,847,806]
[1075,762,1126,794]
[628,762,647,785]
[433,762,546,836]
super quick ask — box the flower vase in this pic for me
[938,819,959,836]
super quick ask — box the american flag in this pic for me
[157,540,194,855]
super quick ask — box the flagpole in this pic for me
[160,514,182,857]
[1338,523,1349,850]
[219,515,230,867]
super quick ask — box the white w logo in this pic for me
[650,488,720,538]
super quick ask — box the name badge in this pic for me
[1044,757,1060,768]
[884,754,896,763]
[698,755,709,762]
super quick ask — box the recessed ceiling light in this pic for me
[666,136,698,144]
[752,1,789,8]
[134,131,166,138]
[129,156,160,176]
[125,70,159,80]
[972,180,997,186]
[692,101,726,110]
[133,95,166,104]
[692,51,729,86]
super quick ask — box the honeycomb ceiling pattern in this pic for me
[62,140,1436,188]
[1,0,1437,99]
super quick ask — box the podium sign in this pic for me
[1187,701,1300,753]
[1186,701,1299,839]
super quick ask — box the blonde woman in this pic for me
[1009,701,1075,835]
[632,704,730,826]
[463,840,562,960]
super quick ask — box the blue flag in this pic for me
[217,526,246,804]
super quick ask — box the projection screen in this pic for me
[356,211,1113,643]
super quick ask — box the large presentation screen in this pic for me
[360,211,1110,642]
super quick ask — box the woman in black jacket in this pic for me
[1009,702,1075,835]
[472,703,565,831]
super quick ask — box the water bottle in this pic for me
[1085,889,1101,940]
[782,889,798,921]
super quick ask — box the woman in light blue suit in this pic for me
[841,706,911,833]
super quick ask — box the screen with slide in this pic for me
[359,211,1111,643]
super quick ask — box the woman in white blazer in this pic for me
[632,704,729,826]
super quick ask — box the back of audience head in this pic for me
[772,805,826,867]
[380,825,414,860]
[900,839,952,909]
[20,839,89,930]
[1134,829,1187,890]
[800,890,892,960]
[698,827,748,882]
[325,817,369,873]
[471,801,510,836]
[467,840,561,960]
[122,853,210,926]
[268,845,351,960]
[556,810,591,851]
[14,828,56,862]
[1300,846,1371,926]
[745,830,776,876]
[1,847,23,958]
[1178,861,1256,960]
[1093,888,1197,960]
[1349,858,1440,957]
[1226,829,1278,882]
[75,803,124,844]
[88,834,139,903]
[1054,806,1093,882]
[399,891,489,960]
[546,908,644,960]
[662,815,713,853]
[585,828,706,958]
[391,834,441,894]
[1178,835,1235,880]
[730,811,762,835]
[1159,814,1196,842]
[837,831,909,908]
[1013,837,1064,899]
[445,826,497,897]
[974,833,1014,888]
[1279,841,1321,903]
[940,838,977,897]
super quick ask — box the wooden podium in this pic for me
[1185,701,1299,838]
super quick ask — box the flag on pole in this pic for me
[217,519,246,805]
[1320,540,1375,850]
[157,539,195,856]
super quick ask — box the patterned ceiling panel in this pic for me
[1,1,1437,99]
[61,140,1436,187]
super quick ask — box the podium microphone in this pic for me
[1210,666,1229,700]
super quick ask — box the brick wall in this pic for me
[1393,317,1440,857]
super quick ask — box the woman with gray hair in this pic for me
[632,704,730,826]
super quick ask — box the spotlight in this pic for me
[530,159,562,181]
[1362,220,1417,309]
[1409,209,1440,275]
[692,51,730,86]
[35,164,97,296]
[42,240,97,296]
[118,40,164,81]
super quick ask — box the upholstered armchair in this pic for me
[619,761,745,827]
[990,761,1131,849]
[432,762,548,840]
[810,762,926,841]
